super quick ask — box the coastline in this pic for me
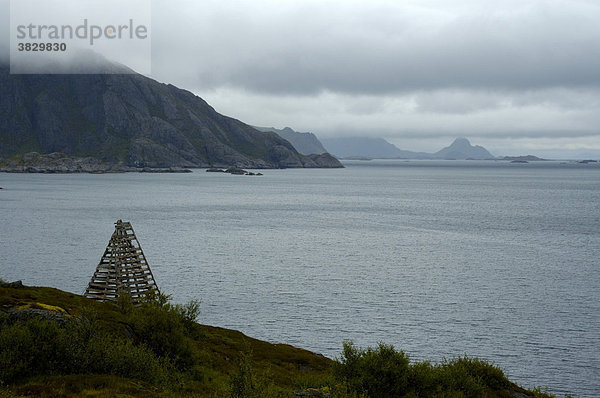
[0,152,343,173]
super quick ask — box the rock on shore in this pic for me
[0,152,191,173]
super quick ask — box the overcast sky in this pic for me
[3,0,600,157]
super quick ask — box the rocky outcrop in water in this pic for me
[206,167,263,176]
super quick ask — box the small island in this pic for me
[207,167,263,176]
[501,155,547,162]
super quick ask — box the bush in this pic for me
[332,342,510,398]
[0,316,174,386]
[334,341,410,398]
[228,350,281,398]
[175,298,202,329]
[0,290,204,387]
[89,335,173,385]
[406,361,436,397]
[442,357,509,391]
[0,321,35,383]
[126,294,198,371]
[229,352,258,398]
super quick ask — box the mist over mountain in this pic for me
[321,136,493,160]
[320,137,430,159]
[253,126,328,155]
[0,64,342,169]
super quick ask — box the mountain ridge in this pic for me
[253,126,328,155]
[0,64,342,170]
[321,136,494,160]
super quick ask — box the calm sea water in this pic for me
[1,160,599,397]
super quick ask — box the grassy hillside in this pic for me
[0,283,562,397]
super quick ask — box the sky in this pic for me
[2,0,600,158]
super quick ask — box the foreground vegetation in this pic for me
[0,282,563,397]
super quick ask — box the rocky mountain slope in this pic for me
[254,126,328,155]
[0,65,342,169]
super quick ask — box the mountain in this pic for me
[320,137,430,159]
[321,136,494,160]
[0,65,342,169]
[433,137,494,159]
[254,126,328,155]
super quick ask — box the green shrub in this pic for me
[127,298,197,371]
[91,335,173,385]
[0,291,199,388]
[229,351,258,398]
[435,359,487,397]
[334,341,410,398]
[0,321,35,383]
[0,316,175,386]
[406,361,436,396]
[333,342,510,398]
[442,357,509,391]
[175,298,202,329]
[227,351,281,398]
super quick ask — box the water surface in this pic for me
[1,160,598,397]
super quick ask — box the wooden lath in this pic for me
[85,220,160,304]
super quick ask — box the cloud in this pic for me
[147,0,600,157]
[3,0,151,74]
[193,86,600,155]
[151,0,600,95]
[193,87,600,136]
[2,0,599,156]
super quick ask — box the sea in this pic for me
[1,159,598,397]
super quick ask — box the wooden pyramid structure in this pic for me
[85,220,159,304]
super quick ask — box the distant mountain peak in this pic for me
[452,137,471,145]
[321,136,494,160]
[320,136,431,159]
[435,137,494,159]
[253,126,329,155]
